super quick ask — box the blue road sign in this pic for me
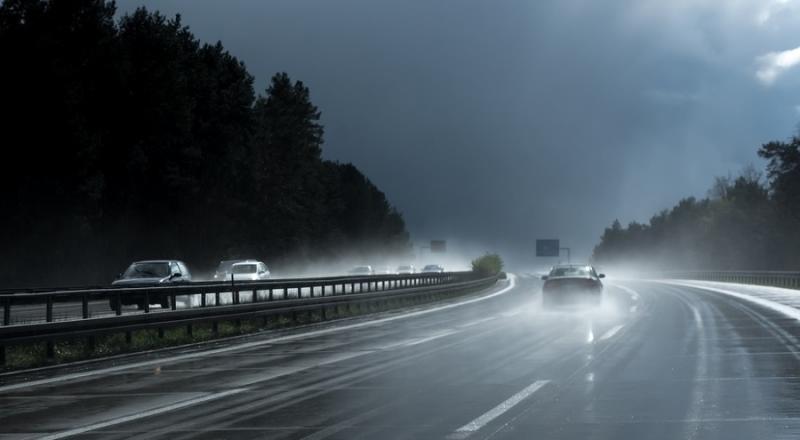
[536,239,560,257]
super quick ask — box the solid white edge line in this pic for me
[598,324,624,341]
[454,380,550,434]
[0,274,517,393]
[36,388,249,440]
[654,280,800,321]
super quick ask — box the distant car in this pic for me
[213,259,248,281]
[110,260,192,309]
[421,264,444,273]
[540,264,605,308]
[230,261,270,281]
[396,265,416,274]
[349,265,374,276]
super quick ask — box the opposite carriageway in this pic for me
[0,271,498,366]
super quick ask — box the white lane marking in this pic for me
[657,280,800,321]
[598,324,624,341]
[0,275,517,393]
[374,329,459,350]
[501,310,522,318]
[459,316,498,328]
[608,283,640,301]
[37,388,249,440]
[453,380,550,435]
[228,351,370,388]
[403,329,458,347]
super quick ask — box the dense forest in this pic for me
[0,0,410,286]
[593,134,800,271]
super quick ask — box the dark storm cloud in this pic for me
[118,0,800,265]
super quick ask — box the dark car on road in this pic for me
[110,260,192,309]
[541,264,605,308]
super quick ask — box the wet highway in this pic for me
[2,274,800,439]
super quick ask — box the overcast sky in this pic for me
[119,0,800,265]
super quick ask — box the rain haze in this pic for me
[116,0,800,264]
[10,1,800,438]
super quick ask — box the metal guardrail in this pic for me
[659,270,800,290]
[0,271,497,366]
[0,273,435,294]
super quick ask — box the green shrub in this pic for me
[472,253,504,277]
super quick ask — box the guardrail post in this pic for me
[231,274,236,304]
[187,324,193,337]
[269,288,273,301]
[158,327,165,338]
[125,331,132,344]
[201,292,207,307]
[115,293,122,316]
[82,293,89,319]
[144,293,150,313]
[0,345,5,366]
[215,291,221,306]
[212,320,219,336]
[171,294,177,311]
[3,298,10,326]
[46,296,53,323]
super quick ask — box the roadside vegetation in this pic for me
[472,253,504,277]
[593,132,800,271]
[0,0,410,287]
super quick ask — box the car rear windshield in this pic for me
[124,262,170,279]
[550,267,592,277]
[232,264,257,274]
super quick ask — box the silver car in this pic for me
[396,265,416,274]
[349,265,374,276]
[213,259,247,281]
[230,261,271,281]
[420,264,444,273]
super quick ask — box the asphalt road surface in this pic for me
[2,274,800,439]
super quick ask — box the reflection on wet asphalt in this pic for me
[2,274,800,439]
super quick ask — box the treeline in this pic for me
[0,0,409,286]
[592,134,800,271]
